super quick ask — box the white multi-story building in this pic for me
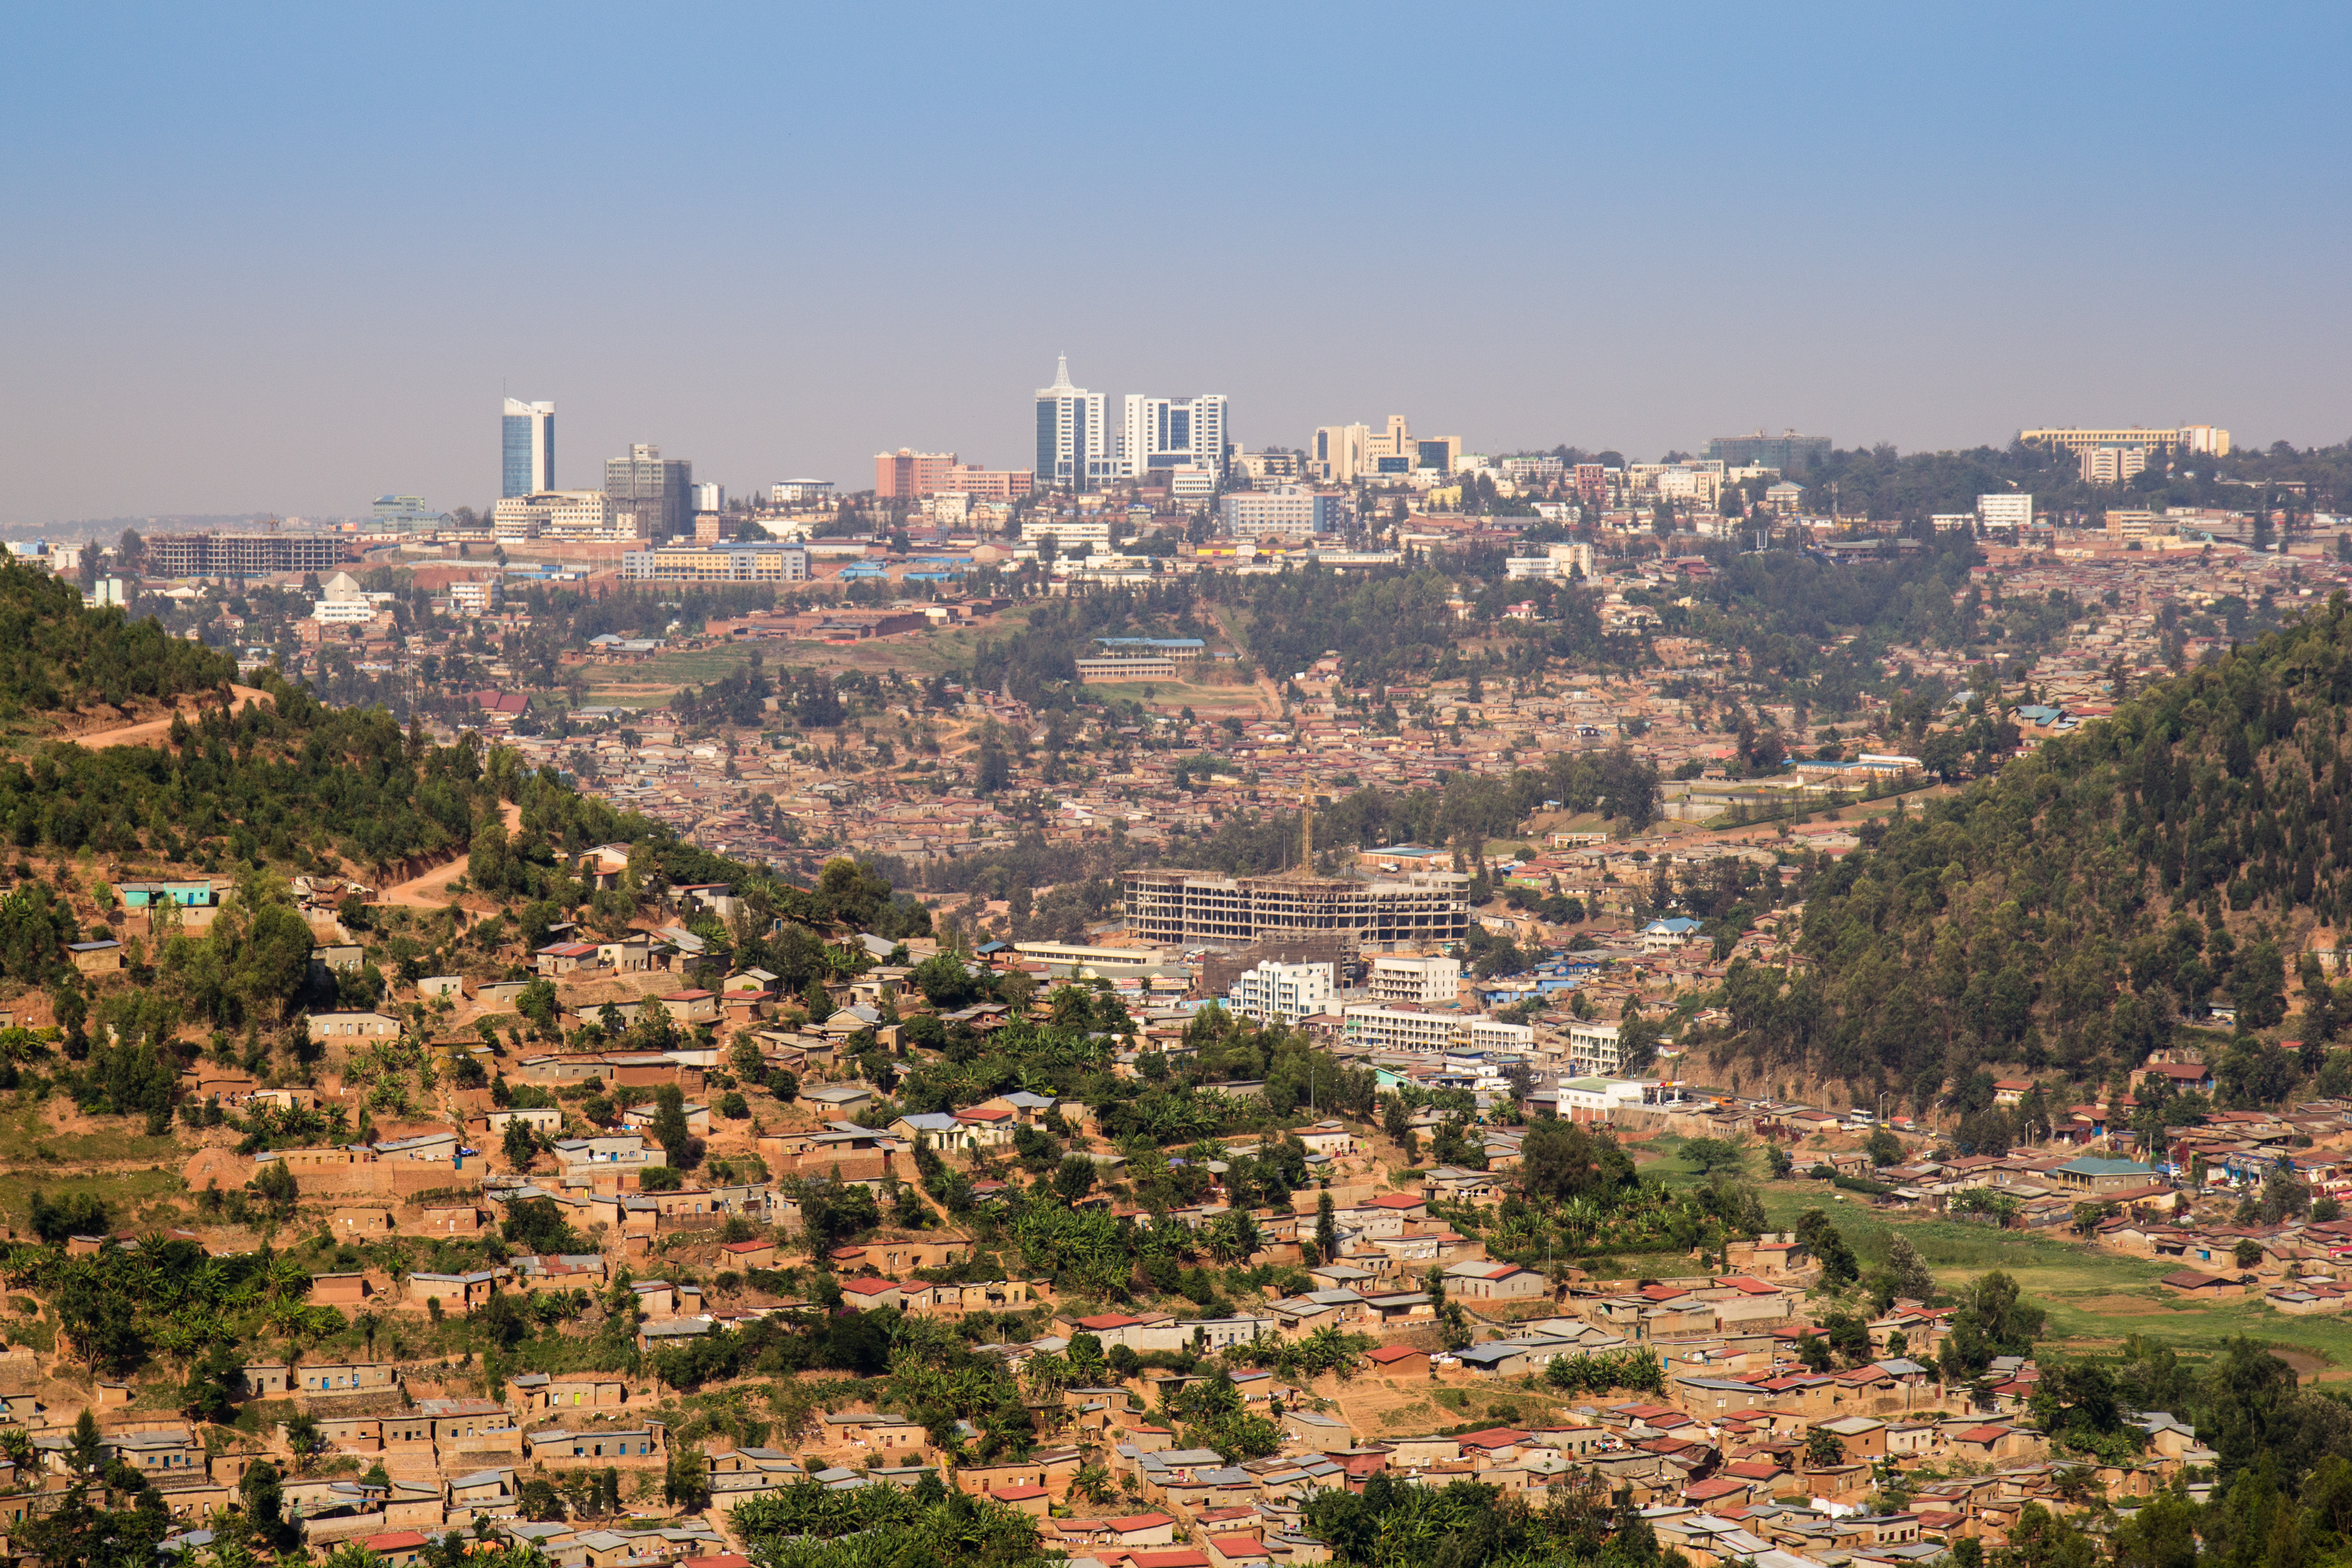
[1022,517,1112,550]
[1368,954,1460,1006]
[770,479,833,505]
[620,543,809,583]
[448,578,503,617]
[493,490,636,542]
[1035,356,1112,489]
[1565,1018,1623,1077]
[1976,493,2033,532]
[1225,960,1336,1027]
[1341,1002,1460,1053]
[1341,1003,1532,1055]
[1222,487,1347,540]
[1504,541,1596,582]
[1122,393,1227,481]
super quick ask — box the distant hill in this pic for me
[1708,593,2352,1128]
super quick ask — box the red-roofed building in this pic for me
[1205,1536,1271,1568]
[1365,1345,1430,1377]
[1100,1513,1178,1548]
[364,1534,430,1568]
[837,1277,906,1308]
[987,1481,1051,1517]
[1454,1426,1530,1457]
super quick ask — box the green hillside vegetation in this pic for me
[1708,592,2352,1136]
[0,566,236,722]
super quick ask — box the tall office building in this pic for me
[604,443,694,543]
[1704,429,1832,472]
[502,399,556,498]
[1120,393,1229,480]
[1315,415,1461,479]
[1311,424,1370,483]
[1034,356,1110,489]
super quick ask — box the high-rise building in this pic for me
[874,450,1034,500]
[502,399,556,498]
[1311,424,1369,483]
[1120,393,1229,480]
[604,444,693,543]
[1704,429,1831,471]
[1034,356,1110,489]
[875,450,958,498]
[2080,445,2150,485]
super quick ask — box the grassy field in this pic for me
[1635,1133,2352,1376]
[0,1098,190,1234]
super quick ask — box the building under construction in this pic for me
[143,530,348,579]
[1121,868,1468,954]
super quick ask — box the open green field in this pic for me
[0,1098,191,1234]
[1636,1133,2352,1377]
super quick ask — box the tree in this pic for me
[1795,1208,1858,1287]
[1865,1128,1902,1167]
[1883,1234,1937,1303]
[1051,1154,1097,1205]
[2233,1238,2263,1270]
[1521,1118,1636,1204]
[663,1445,710,1510]
[650,1083,693,1165]
[249,1159,299,1219]
[1939,1269,2046,1378]
[1314,1190,1339,1265]
[1806,1427,1846,1467]
[1680,1137,1747,1178]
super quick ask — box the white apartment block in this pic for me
[448,579,503,616]
[1341,1003,1532,1055]
[1976,493,2033,531]
[1504,541,1596,582]
[1222,487,1343,540]
[620,544,809,583]
[1565,1018,1623,1076]
[1225,960,1336,1027]
[494,490,639,543]
[1368,954,1460,1006]
[1022,518,1112,549]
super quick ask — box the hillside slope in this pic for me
[1709,592,2352,1122]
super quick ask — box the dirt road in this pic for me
[377,800,525,909]
[67,685,277,750]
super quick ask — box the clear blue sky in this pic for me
[3,2,2347,524]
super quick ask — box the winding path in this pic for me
[376,800,525,909]
[67,685,276,750]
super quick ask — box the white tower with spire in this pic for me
[1034,354,1109,490]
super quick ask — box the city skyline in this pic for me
[3,3,2348,524]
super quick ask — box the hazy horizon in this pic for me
[4,2,2347,525]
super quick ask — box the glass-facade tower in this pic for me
[503,399,557,498]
